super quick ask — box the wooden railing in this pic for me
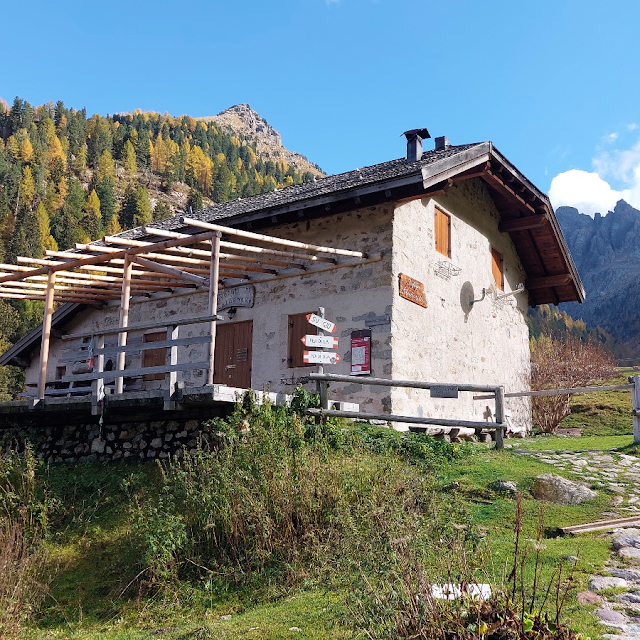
[56,314,222,414]
[306,372,507,449]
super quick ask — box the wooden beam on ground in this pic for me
[131,256,210,287]
[498,215,549,233]
[525,274,571,289]
[562,515,640,535]
[36,270,56,401]
[181,216,366,258]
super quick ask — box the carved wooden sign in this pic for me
[398,273,427,308]
[217,285,255,311]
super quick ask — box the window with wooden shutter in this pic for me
[288,312,315,368]
[491,248,504,291]
[143,331,167,381]
[434,208,451,258]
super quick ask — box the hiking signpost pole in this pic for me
[317,307,328,412]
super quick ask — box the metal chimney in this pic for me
[435,136,450,151]
[403,128,431,162]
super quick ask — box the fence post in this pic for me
[164,324,179,410]
[632,375,640,445]
[91,333,105,416]
[494,386,505,450]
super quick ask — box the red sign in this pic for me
[351,330,371,375]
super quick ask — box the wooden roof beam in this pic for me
[498,215,549,233]
[181,217,365,258]
[525,274,571,289]
[130,256,210,287]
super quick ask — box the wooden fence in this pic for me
[306,372,508,449]
[54,314,222,414]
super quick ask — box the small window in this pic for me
[288,313,315,368]
[434,208,451,258]
[143,331,167,381]
[491,248,504,291]
[55,366,66,380]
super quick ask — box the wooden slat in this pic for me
[525,274,571,289]
[60,361,210,383]
[498,215,548,233]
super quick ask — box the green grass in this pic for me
[558,373,634,436]
[15,414,640,640]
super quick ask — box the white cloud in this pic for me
[549,136,640,216]
[549,169,622,216]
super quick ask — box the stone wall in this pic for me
[6,416,218,463]
[390,180,532,430]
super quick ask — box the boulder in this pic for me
[612,529,640,550]
[531,474,597,505]
[489,480,518,494]
[595,609,627,625]
[618,547,640,561]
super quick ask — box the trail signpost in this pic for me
[301,335,339,348]
[306,313,336,333]
[303,351,341,364]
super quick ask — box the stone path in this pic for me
[513,448,640,638]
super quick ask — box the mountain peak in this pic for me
[197,104,323,177]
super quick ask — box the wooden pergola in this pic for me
[0,218,368,403]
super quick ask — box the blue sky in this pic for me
[2,0,640,216]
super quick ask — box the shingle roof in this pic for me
[122,143,483,239]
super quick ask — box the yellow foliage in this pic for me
[230,137,240,147]
[187,145,214,195]
[57,114,67,132]
[216,153,226,165]
[235,158,243,172]
[20,166,36,205]
[97,150,115,181]
[48,136,67,172]
[85,190,102,221]
[57,177,68,201]
[35,202,58,257]
[123,141,137,175]
[104,214,122,236]
[19,138,34,163]
[6,135,19,159]
[43,119,57,146]
[246,147,257,168]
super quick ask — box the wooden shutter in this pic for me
[491,248,504,291]
[143,331,167,381]
[434,208,451,258]
[288,312,315,368]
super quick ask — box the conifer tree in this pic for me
[35,202,58,255]
[96,150,115,181]
[119,182,137,229]
[73,144,87,174]
[104,213,122,236]
[133,187,152,226]
[186,189,203,214]
[123,140,137,175]
[20,166,36,207]
[95,175,117,221]
[88,116,113,167]
[153,201,172,221]
[19,138,33,163]
[82,189,102,240]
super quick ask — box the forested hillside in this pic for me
[0,96,319,262]
[0,96,322,397]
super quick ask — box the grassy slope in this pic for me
[24,438,630,640]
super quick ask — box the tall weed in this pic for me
[129,391,463,591]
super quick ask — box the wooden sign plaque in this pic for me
[398,273,427,308]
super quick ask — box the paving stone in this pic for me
[590,576,629,590]
[577,590,604,604]
[617,592,640,604]
[609,568,640,581]
[619,547,640,561]
[596,609,628,624]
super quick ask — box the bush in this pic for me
[530,335,617,433]
[129,391,465,591]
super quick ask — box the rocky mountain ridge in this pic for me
[557,200,640,351]
[198,103,324,178]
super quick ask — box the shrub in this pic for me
[530,335,617,433]
[129,391,464,591]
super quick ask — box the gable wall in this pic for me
[390,178,532,430]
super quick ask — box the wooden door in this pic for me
[143,331,166,381]
[214,321,253,388]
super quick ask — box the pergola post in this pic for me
[115,254,133,394]
[207,232,222,386]
[36,269,56,402]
